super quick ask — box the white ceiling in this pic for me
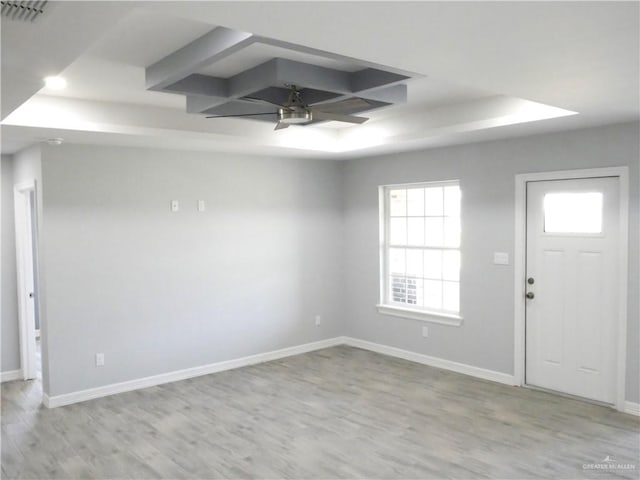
[1,1,638,159]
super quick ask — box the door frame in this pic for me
[14,181,40,380]
[514,167,629,411]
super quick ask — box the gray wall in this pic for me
[1,154,20,373]
[9,122,639,405]
[40,144,344,396]
[341,121,639,403]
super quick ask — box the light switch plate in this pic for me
[493,252,509,265]
[197,200,205,212]
[170,200,179,212]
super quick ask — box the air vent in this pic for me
[1,0,47,22]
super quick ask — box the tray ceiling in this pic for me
[1,2,637,158]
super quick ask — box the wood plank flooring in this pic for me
[2,346,639,479]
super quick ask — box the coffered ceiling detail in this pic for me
[145,26,420,122]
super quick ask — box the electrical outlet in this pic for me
[95,353,105,367]
[422,326,429,338]
[314,315,321,326]
[197,200,206,212]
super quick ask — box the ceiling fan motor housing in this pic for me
[278,106,311,124]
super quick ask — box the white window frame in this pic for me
[377,180,463,327]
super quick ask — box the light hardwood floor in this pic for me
[2,346,639,479]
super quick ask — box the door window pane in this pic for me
[544,192,603,233]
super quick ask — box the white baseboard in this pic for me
[44,337,343,408]
[624,401,640,416]
[1,369,22,383]
[42,335,632,412]
[343,337,517,386]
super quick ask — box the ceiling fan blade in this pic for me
[312,111,369,124]
[310,98,370,113]
[206,112,277,118]
[274,122,290,131]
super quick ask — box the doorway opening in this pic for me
[514,167,629,411]
[14,182,41,387]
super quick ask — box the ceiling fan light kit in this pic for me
[278,106,311,124]
[146,26,420,131]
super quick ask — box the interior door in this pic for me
[15,186,38,380]
[525,177,619,404]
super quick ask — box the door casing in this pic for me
[514,167,629,411]
[14,181,40,381]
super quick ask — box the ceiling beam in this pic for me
[357,84,407,104]
[200,101,276,117]
[164,74,227,97]
[227,59,280,98]
[146,26,253,91]
[186,95,226,115]
[274,58,351,93]
[351,69,410,93]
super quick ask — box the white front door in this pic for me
[525,177,619,404]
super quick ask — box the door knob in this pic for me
[526,292,535,299]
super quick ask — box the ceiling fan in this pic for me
[206,85,371,130]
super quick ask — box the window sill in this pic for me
[376,304,463,327]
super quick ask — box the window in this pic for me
[543,192,603,234]
[378,181,462,325]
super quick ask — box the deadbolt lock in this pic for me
[527,277,535,285]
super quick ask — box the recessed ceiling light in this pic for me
[43,76,67,90]
[46,138,64,146]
